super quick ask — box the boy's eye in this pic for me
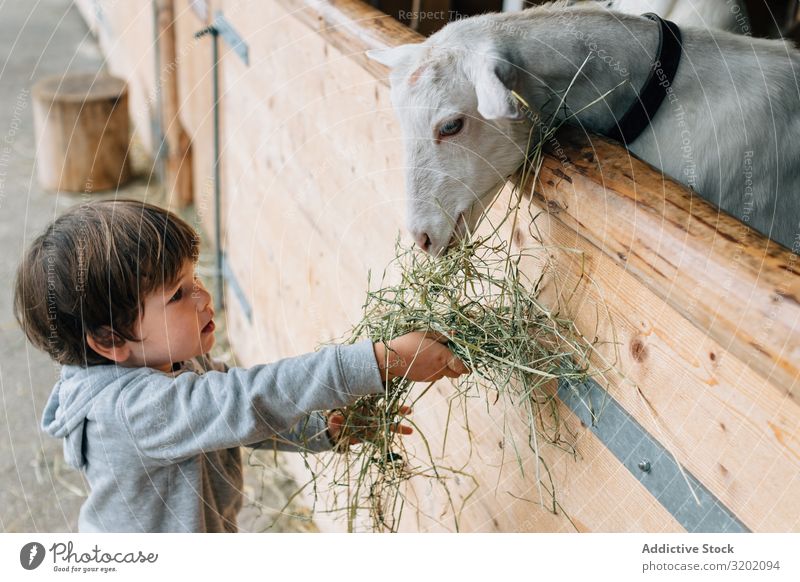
[169,287,183,303]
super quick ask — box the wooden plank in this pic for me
[274,0,422,84]
[174,0,220,240]
[278,1,800,396]
[156,0,194,207]
[250,0,800,532]
[299,377,686,532]
[222,137,685,532]
[528,127,800,400]
[174,0,214,139]
[82,0,800,533]
[482,182,800,532]
[90,1,158,153]
[219,0,687,533]
[72,0,800,534]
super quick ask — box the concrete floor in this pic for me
[0,0,313,533]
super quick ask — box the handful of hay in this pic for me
[313,208,602,531]
[297,73,619,531]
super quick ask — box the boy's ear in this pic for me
[86,328,131,363]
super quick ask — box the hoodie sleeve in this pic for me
[246,411,334,453]
[117,340,382,465]
[198,350,336,452]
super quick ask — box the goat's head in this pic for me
[368,40,533,255]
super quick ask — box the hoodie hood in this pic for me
[41,364,121,469]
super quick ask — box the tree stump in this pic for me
[32,73,132,193]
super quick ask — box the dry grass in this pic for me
[294,61,623,531]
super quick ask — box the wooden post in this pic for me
[32,73,132,193]
[156,0,194,208]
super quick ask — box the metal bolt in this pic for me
[638,460,652,473]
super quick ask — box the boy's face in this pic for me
[125,260,216,372]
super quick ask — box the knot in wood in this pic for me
[630,336,648,363]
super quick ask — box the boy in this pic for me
[13,199,467,532]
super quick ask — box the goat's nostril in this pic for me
[414,232,432,252]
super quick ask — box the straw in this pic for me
[296,57,624,531]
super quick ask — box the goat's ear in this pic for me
[474,61,521,120]
[366,44,423,69]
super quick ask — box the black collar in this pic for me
[604,13,683,145]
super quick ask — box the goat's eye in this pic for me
[438,118,464,138]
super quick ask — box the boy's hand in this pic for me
[327,405,413,447]
[373,331,469,382]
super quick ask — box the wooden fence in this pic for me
[76,0,800,532]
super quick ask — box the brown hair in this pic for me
[13,199,200,366]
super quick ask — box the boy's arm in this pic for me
[246,411,335,453]
[200,357,336,452]
[117,340,382,464]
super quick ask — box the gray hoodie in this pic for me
[41,340,383,532]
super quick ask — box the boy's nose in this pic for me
[193,280,212,308]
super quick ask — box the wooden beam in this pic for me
[274,0,424,84]
[485,181,800,531]
[174,0,218,239]
[156,0,194,208]
[525,127,800,398]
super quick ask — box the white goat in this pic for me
[369,2,800,254]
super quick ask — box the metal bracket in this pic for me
[193,10,249,313]
[557,378,749,533]
[212,10,249,66]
